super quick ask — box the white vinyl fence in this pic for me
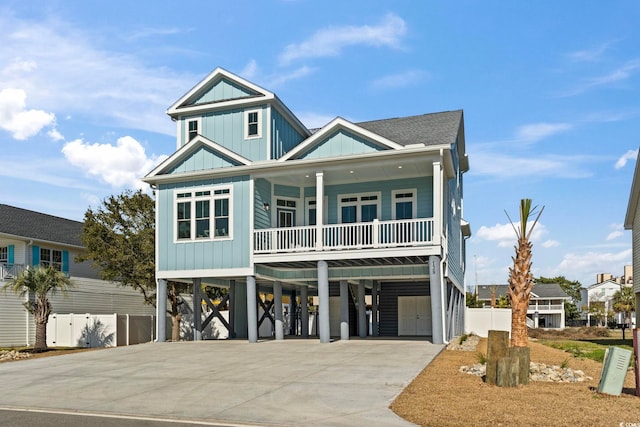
[464,307,511,338]
[47,313,155,348]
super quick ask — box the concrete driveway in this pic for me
[0,339,443,426]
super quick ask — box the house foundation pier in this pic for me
[339,280,349,340]
[156,279,167,342]
[318,260,330,343]
[300,285,309,338]
[274,281,284,340]
[247,276,258,343]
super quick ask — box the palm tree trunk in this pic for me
[509,238,533,347]
[34,318,48,351]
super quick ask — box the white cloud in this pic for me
[476,221,548,248]
[606,223,625,240]
[541,240,560,248]
[266,66,314,87]
[296,112,337,129]
[515,122,572,143]
[561,59,640,97]
[279,13,407,65]
[0,88,56,140]
[0,14,196,136]
[567,42,612,62]
[557,249,632,285]
[614,149,638,169]
[241,60,259,80]
[370,69,426,89]
[470,150,595,179]
[61,136,167,189]
[47,128,64,141]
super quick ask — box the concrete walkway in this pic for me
[0,339,443,426]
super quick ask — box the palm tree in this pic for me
[3,266,73,351]
[505,199,544,347]
[613,286,635,329]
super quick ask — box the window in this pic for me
[338,193,380,223]
[175,187,232,241]
[392,189,417,220]
[245,109,261,139]
[40,248,63,271]
[0,247,7,263]
[186,118,200,141]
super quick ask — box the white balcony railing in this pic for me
[254,218,435,254]
[528,303,564,312]
[0,263,25,281]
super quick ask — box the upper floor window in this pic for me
[175,186,233,242]
[245,109,261,139]
[338,193,380,223]
[392,189,417,220]
[187,118,200,141]
[0,247,7,263]
[40,248,63,271]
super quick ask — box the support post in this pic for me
[340,280,349,341]
[156,279,167,342]
[318,260,330,343]
[371,281,378,336]
[193,278,202,341]
[246,276,258,343]
[429,256,444,344]
[229,280,236,338]
[300,286,309,338]
[289,289,297,336]
[274,281,284,340]
[358,281,366,338]
[316,171,324,250]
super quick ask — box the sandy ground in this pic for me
[391,337,640,427]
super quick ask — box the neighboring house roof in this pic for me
[477,283,570,300]
[0,204,84,248]
[586,279,621,291]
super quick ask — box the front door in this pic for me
[398,296,431,336]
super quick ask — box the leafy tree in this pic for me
[495,295,510,308]
[3,266,73,350]
[613,286,635,328]
[465,292,483,308]
[505,199,544,348]
[535,276,584,323]
[78,190,188,340]
[588,300,606,327]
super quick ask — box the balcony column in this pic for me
[246,276,258,343]
[371,280,379,336]
[339,280,349,341]
[318,260,330,343]
[193,278,202,341]
[316,171,324,250]
[274,281,284,340]
[156,279,167,342]
[358,281,367,338]
[432,161,443,246]
[429,255,445,344]
[300,285,309,338]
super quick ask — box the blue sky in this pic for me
[1,1,639,289]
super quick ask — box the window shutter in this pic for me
[32,245,40,267]
[8,245,14,265]
[62,250,69,275]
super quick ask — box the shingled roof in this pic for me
[477,283,571,300]
[0,204,84,248]
[357,110,463,147]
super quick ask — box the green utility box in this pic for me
[598,346,632,396]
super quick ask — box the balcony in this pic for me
[1,263,26,281]
[254,218,435,254]
[528,302,564,312]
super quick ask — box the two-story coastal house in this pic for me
[143,68,471,344]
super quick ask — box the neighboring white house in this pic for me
[0,204,156,347]
[476,283,571,329]
[624,150,640,328]
[586,280,635,327]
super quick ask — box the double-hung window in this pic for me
[40,248,63,271]
[392,189,417,220]
[244,109,261,139]
[175,186,232,241]
[186,117,201,142]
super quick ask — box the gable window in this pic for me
[392,189,417,220]
[187,118,200,141]
[175,187,232,241]
[40,248,63,271]
[245,109,261,139]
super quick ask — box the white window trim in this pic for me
[174,185,233,243]
[186,117,202,143]
[244,109,262,140]
[274,197,300,227]
[305,196,328,226]
[391,189,417,220]
[40,247,63,271]
[337,192,381,223]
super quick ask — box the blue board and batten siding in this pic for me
[192,77,257,105]
[299,129,385,160]
[179,106,268,160]
[169,146,239,173]
[156,176,251,273]
[254,178,272,230]
[271,108,305,159]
